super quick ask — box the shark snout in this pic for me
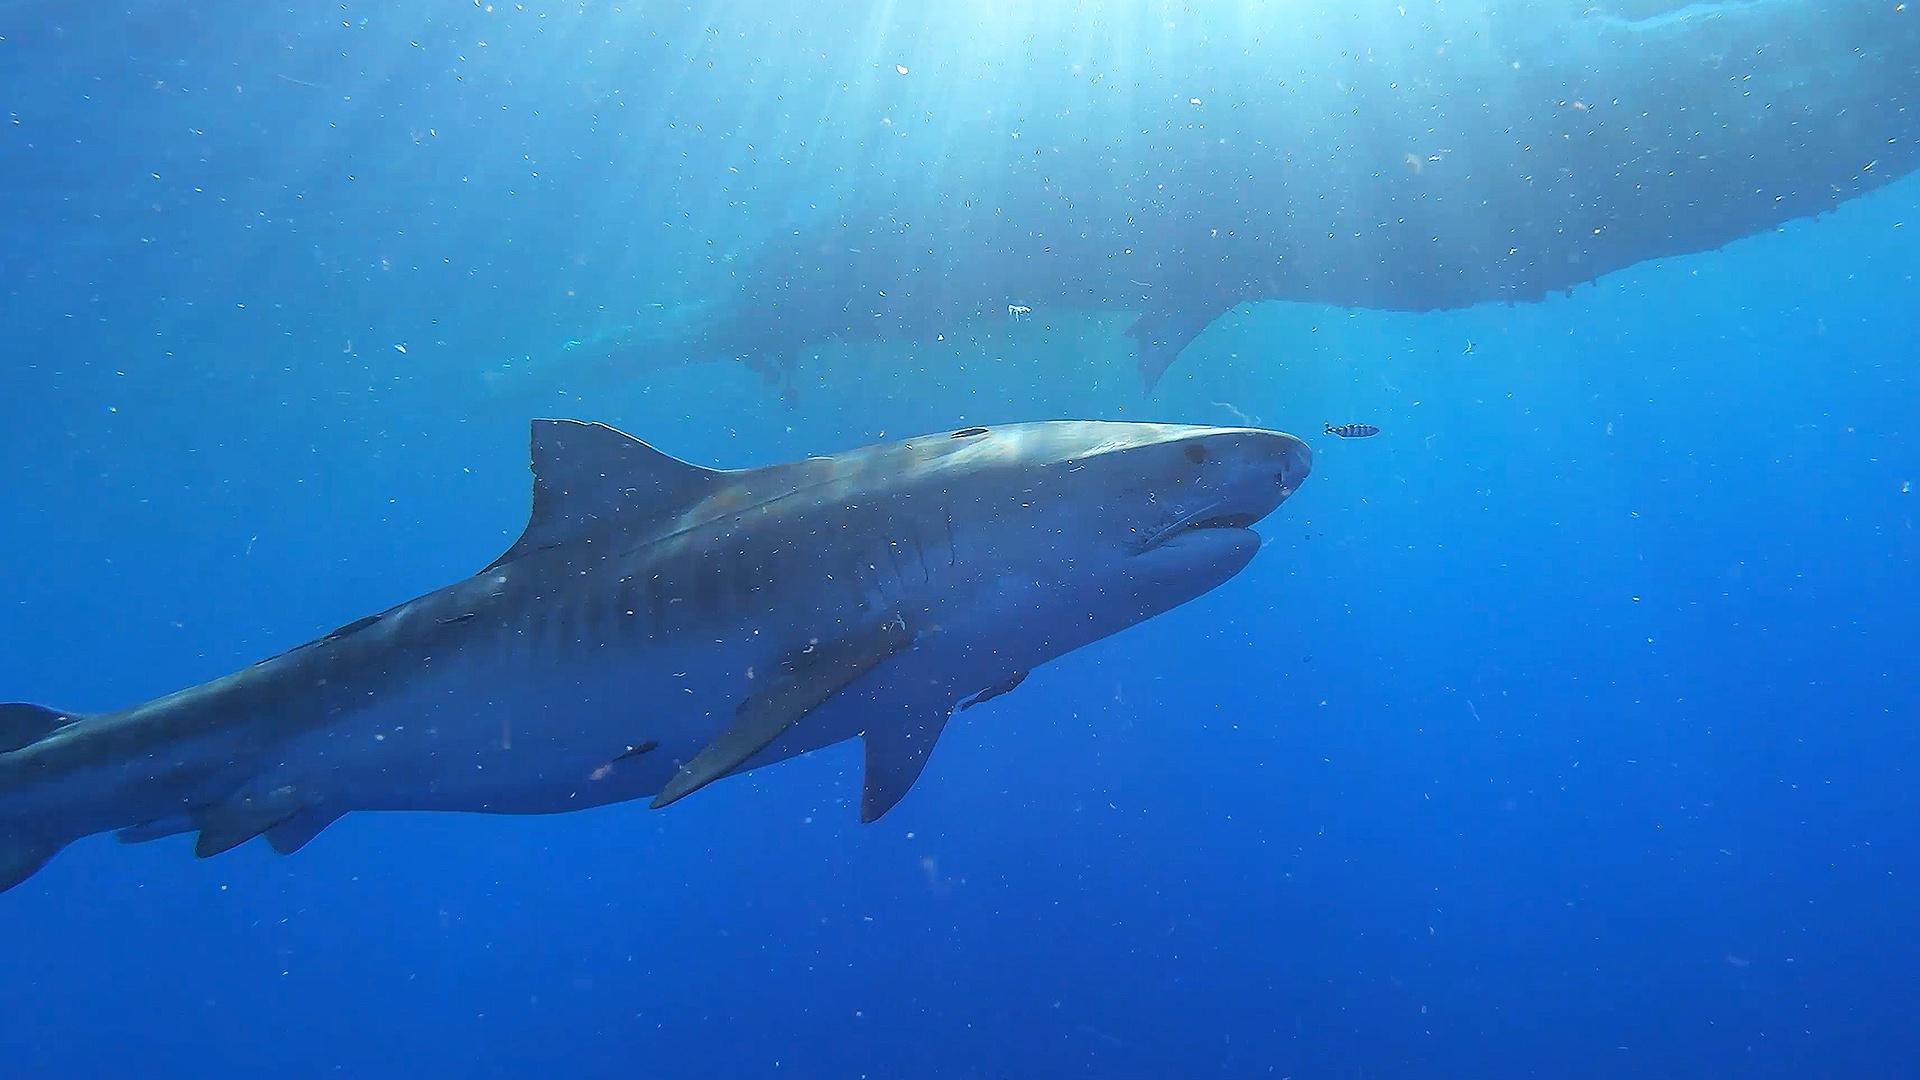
[1278,436,1311,496]
[1204,427,1311,513]
[1134,427,1311,554]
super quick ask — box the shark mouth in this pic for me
[1138,502,1262,551]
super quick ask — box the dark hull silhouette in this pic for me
[658,1,1920,389]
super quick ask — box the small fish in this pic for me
[1325,423,1379,439]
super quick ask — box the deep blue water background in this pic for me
[5,3,1920,1077]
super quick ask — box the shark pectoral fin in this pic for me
[652,619,913,810]
[859,706,953,824]
[862,670,1028,821]
[264,809,340,856]
[193,787,305,859]
[1124,299,1237,393]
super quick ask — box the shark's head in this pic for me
[1043,422,1308,601]
[925,421,1311,639]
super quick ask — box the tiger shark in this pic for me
[0,419,1310,893]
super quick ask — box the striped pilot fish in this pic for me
[1324,423,1380,439]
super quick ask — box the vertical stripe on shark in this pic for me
[523,591,549,655]
[615,576,643,638]
[880,539,910,597]
[742,539,778,611]
[692,555,726,623]
[645,573,667,633]
[511,587,537,654]
[724,545,759,618]
[581,588,609,648]
[600,583,627,645]
[906,514,937,585]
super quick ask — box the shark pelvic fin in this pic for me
[652,619,914,810]
[194,787,305,858]
[488,419,728,569]
[117,816,195,844]
[264,809,340,855]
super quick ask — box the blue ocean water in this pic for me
[4,2,1919,1077]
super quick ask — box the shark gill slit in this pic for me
[729,546,759,617]
[851,558,878,612]
[883,541,911,598]
[920,517,941,582]
[697,556,727,620]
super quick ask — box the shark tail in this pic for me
[0,697,347,895]
[0,702,88,893]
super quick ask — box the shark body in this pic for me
[0,419,1310,893]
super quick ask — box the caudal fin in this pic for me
[0,702,86,894]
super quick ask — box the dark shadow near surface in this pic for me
[661,0,1920,389]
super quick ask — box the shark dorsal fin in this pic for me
[489,419,723,568]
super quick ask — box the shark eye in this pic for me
[951,426,988,439]
[1184,443,1209,465]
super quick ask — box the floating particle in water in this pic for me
[1189,97,1202,106]
[394,343,408,354]
[895,64,908,75]
[1903,480,1912,494]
